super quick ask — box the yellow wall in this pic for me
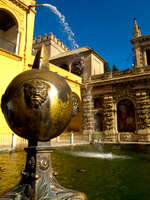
[50,64,82,98]
[0,0,82,148]
[49,64,82,132]
[0,0,36,147]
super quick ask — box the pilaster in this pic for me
[103,95,117,142]
[81,86,94,135]
[135,90,150,141]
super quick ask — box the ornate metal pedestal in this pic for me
[0,141,86,200]
[0,45,87,200]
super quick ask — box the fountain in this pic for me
[0,45,87,199]
[30,3,79,49]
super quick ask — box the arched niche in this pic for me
[0,9,19,54]
[94,112,103,132]
[117,99,136,132]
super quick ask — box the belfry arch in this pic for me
[0,9,19,54]
[117,99,136,132]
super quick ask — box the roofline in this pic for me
[131,34,150,44]
[89,48,106,63]
[50,46,106,63]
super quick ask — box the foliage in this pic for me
[104,62,111,73]
[112,64,119,72]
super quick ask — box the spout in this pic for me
[29,4,44,8]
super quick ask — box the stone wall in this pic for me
[86,69,150,143]
[33,33,69,58]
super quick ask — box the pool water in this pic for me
[0,144,150,200]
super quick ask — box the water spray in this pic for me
[29,3,79,49]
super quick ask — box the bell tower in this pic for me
[131,18,150,68]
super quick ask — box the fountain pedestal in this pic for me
[0,45,87,200]
[0,141,86,200]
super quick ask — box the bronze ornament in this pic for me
[23,80,50,109]
[0,45,87,200]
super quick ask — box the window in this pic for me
[71,61,83,76]
[60,64,69,71]
[146,50,150,65]
[0,10,18,54]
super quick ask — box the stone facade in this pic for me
[32,19,150,144]
[89,68,150,143]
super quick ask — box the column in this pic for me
[81,86,94,135]
[103,95,117,142]
[136,90,150,142]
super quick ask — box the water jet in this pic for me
[30,3,79,49]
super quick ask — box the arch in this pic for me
[116,96,136,107]
[0,8,19,54]
[117,99,136,132]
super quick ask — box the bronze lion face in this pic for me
[24,80,50,109]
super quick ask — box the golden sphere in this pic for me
[1,69,72,141]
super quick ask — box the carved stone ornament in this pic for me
[24,80,50,109]
[72,93,80,117]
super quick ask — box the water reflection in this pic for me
[0,145,150,200]
[0,151,26,194]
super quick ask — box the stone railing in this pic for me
[91,132,150,143]
[51,133,90,146]
[91,66,150,81]
[0,133,90,151]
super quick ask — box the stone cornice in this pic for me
[8,0,34,11]
[0,48,22,61]
[88,70,150,87]
[131,34,150,44]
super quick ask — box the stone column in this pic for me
[134,46,143,67]
[135,90,150,142]
[81,86,94,135]
[143,50,147,66]
[103,95,117,142]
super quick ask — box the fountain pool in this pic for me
[0,144,150,200]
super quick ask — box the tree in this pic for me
[112,64,119,72]
[104,62,111,73]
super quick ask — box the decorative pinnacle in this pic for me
[133,18,141,38]
[32,45,49,70]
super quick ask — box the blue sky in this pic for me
[34,0,150,70]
